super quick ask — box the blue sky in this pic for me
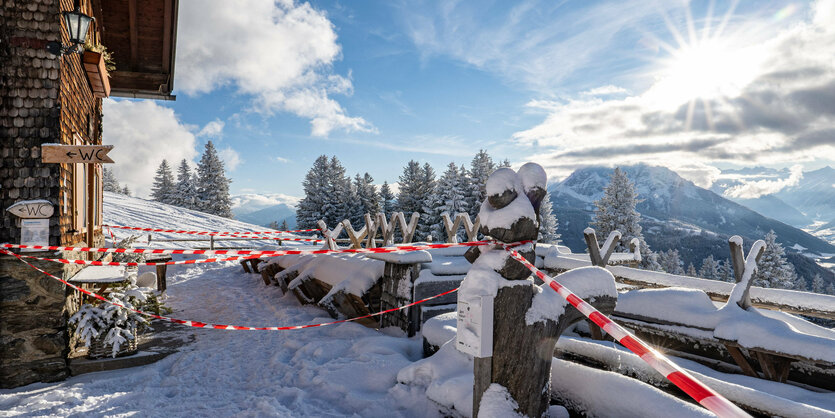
[103,0,835,202]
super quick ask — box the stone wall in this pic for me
[0,252,70,388]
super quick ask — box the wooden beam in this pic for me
[162,0,172,73]
[86,165,95,248]
[724,343,759,378]
[128,0,138,70]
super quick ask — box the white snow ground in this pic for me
[2,192,833,416]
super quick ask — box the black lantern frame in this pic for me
[46,7,94,56]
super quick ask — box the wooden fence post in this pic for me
[582,228,620,340]
[727,236,766,309]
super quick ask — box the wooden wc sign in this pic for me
[41,144,114,164]
[6,200,54,219]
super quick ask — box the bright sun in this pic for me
[642,5,768,128]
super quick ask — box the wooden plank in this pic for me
[86,166,95,247]
[42,145,115,164]
[583,230,602,266]
[162,0,172,73]
[755,351,778,381]
[724,343,759,378]
[128,0,138,70]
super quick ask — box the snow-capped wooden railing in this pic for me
[317,212,420,249]
[440,212,480,243]
[544,250,835,321]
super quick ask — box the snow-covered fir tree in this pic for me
[173,159,198,210]
[324,156,353,227]
[418,163,438,240]
[380,181,395,216]
[658,249,684,275]
[497,159,511,168]
[719,258,735,282]
[751,230,799,289]
[348,173,380,226]
[150,159,176,204]
[430,162,469,240]
[121,185,131,196]
[396,160,436,240]
[592,167,652,265]
[811,274,826,294]
[826,282,835,295]
[699,255,721,280]
[686,263,697,277]
[466,150,494,220]
[538,191,560,244]
[196,141,233,218]
[103,167,120,192]
[296,155,330,229]
[280,219,288,230]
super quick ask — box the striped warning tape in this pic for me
[103,224,321,236]
[0,249,458,331]
[504,246,749,418]
[1,240,506,266]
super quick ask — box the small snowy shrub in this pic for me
[69,282,165,357]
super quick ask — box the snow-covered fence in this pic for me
[317,212,420,249]
[544,248,835,321]
[440,212,480,243]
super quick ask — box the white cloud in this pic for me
[513,6,835,186]
[231,193,301,213]
[197,119,225,138]
[580,85,628,96]
[176,0,373,137]
[103,100,198,198]
[275,156,290,163]
[724,165,804,199]
[218,147,242,172]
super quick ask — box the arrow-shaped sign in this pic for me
[42,144,115,164]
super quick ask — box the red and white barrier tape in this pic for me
[14,252,261,266]
[1,241,506,266]
[504,247,749,418]
[103,224,321,236]
[0,249,458,331]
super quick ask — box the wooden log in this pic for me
[241,259,252,273]
[260,263,280,286]
[582,228,619,340]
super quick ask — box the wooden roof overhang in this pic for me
[90,0,179,100]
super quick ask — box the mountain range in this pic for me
[710,166,835,244]
[548,164,834,286]
[231,193,298,228]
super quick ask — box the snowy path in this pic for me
[0,260,440,417]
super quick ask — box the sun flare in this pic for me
[642,4,768,129]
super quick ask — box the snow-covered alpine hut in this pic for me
[0,0,179,388]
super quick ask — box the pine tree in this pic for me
[352,172,380,225]
[396,160,435,240]
[380,181,395,216]
[719,258,735,282]
[497,159,511,168]
[592,167,651,265]
[811,274,826,294]
[538,191,560,244]
[103,167,120,192]
[645,251,664,271]
[466,150,495,220]
[752,231,799,289]
[825,282,835,295]
[658,249,684,275]
[686,263,697,277]
[121,185,131,196]
[698,255,721,280]
[173,159,198,210]
[296,155,330,229]
[324,156,353,227]
[430,162,470,240]
[280,219,288,230]
[196,141,233,218]
[150,159,176,204]
[269,221,279,229]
